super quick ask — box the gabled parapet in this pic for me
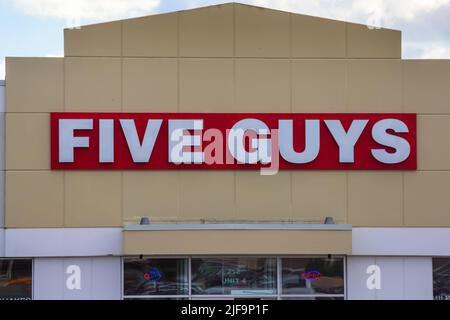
[64,3,401,59]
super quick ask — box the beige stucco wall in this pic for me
[4,4,450,229]
[123,229,352,255]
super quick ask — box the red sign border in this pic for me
[50,112,417,171]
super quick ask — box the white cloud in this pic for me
[350,0,450,26]
[12,0,161,21]
[20,0,447,25]
[0,59,4,80]
[45,52,64,58]
[420,44,450,59]
[247,0,450,27]
[247,0,348,18]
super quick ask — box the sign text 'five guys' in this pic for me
[51,113,416,171]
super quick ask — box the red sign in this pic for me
[51,113,416,170]
[303,270,322,281]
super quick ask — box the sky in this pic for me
[1,0,450,80]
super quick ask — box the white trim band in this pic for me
[5,227,450,258]
[352,228,450,256]
[4,228,122,257]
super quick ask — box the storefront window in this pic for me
[123,258,188,296]
[123,256,345,299]
[433,258,450,300]
[191,257,277,296]
[0,259,33,300]
[281,257,344,295]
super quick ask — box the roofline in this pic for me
[65,2,400,33]
[64,2,238,29]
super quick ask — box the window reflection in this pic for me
[433,258,450,300]
[0,259,32,300]
[123,256,345,299]
[282,258,344,295]
[124,258,188,296]
[191,257,277,295]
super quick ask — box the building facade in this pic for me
[1,3,450,300]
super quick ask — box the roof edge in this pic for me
[65,2,400,33]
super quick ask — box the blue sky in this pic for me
[1,0,450,80]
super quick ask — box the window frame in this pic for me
[122,255,346,300]
[122,255,190,297]
[279,255,346,297]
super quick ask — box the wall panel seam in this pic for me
[120,25,124,225]
[289,13,292,59]
[344,23,348,58]
[233,3,236,58]
[232,3,237,220]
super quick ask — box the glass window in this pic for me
[433,258,450,300]
[281,257,344,295]
[191,257,277,295]
[124,258,188,296]
[0,259,33,300]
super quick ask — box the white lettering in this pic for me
[279,119,320,164]
[120,119,162,163]
[371,119,411,164]
[59,119,93,163]
[169,120,204,164]
[228,119,271,164]
[325,120,368,163]
[99,119,114,163]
